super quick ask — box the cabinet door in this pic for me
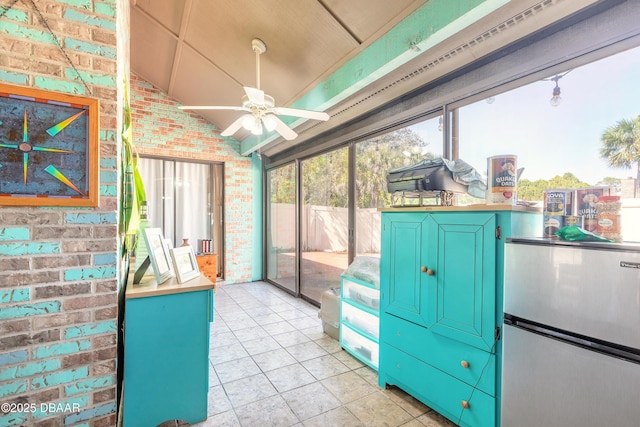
[381,213,434,328]
[426,213,497,351]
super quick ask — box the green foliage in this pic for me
[268,127,435,208]
[120,78,147,255]
[600,115,640,180]
[518,173,591,201]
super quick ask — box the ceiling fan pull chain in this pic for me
[255,48,261,90]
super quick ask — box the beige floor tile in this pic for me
[346,391,414,427]
[301,354,350,380]
[205,282,459,427]
[416,409,459,426]
[302,406,365,427]
[232,325,269,342]
[333,350,366,370]
[241,336,281,356]
[214,356,261,383]
[202,410,241,426]
[320,371,378,404]
[262,320,297,335]
[281,382,341,421]
[265,363,316,393]
[353,365,378,386]
[285,341,328,362]
[272,330,311,347]
[223,373,278,407]
[209,342,249,365]
[314,335,343,353]
[384,386,431,417]
[207,385,232,416]
[251,347,298,372]
[234,395,299,427]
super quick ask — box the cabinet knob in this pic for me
[461,400,470,409]
[461,360,470,369]
[420,266,435,275]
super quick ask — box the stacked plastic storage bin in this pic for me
[340,257,380,370]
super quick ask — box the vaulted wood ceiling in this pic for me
[130,0,599,157]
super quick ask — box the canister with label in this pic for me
[543,215,564,238]
[575,187,609,232]
[563,215,583,228]
[487,155,518,205]
[596,196,622,242]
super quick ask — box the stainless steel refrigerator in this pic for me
[502,238,640,427]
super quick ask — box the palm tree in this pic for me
[600,115,640,194]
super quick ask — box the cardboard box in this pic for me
[318,287,340,340]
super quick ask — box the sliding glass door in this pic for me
[266,163,297,293]
[300,147,349,304]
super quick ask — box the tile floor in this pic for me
[191,281,457,427]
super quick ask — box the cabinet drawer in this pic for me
[341,324,379,369]
[341,302,379,340]
[342,278,379,311]
[382,345,495,427]
[383,314,495,396]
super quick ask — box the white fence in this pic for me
[268,199,640,252]
[269,203,381,253]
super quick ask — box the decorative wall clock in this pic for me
[0,83,99,207]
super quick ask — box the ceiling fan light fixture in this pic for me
[241,113,257,131]
[263,114,278,132]
[180,38,329,141]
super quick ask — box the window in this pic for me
[355,115,444,257]
[139,157,224,276]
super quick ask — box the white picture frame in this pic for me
[143,227,175,284]
[170,245,200,283]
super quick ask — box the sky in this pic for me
[408,45,640,185]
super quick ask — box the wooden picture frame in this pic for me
[170,245,200,283]
[143,228,175,284]
[0,83,99,207]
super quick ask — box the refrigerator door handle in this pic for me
[504,313,640,365]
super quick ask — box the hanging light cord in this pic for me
[0,0,93,96]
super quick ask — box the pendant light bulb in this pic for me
[550,81,562,107]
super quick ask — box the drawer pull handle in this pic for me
[461,360,470,369]
[461,400,470,409]
[420,266,435,276]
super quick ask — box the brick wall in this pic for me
[0,1,120,426]
[130,74,256,284]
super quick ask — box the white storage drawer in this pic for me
[341,301,379,340]
[342,278,379,310]
[341,324,379,369]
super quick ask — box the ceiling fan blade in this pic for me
[220,114,249,137]
[244,86,265,104]
[179,105,249,111]
[269,114,298,140]
[272,107,329,121]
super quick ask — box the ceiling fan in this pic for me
[179,38,330,141]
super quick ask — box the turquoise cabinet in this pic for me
[378,208,539,427]
[123,275,215,427]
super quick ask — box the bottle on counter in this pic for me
[596,196,622,242]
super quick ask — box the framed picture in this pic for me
[143,228,174,284]
[170,245,200,283]
[0,83,99,206]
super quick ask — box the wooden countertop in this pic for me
[126,273,215,299]
[379,204,541,213]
